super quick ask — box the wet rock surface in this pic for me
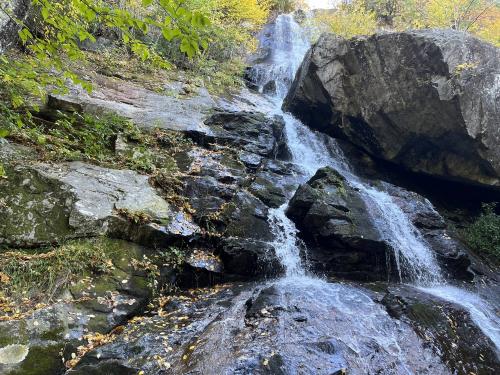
[284,30,500,190]
[66,278,451,375]
[287,167,392,281]
[381,284,500,375]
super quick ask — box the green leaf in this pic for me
[142,0,153,6]
[0,129,10,138]
[41,7,49,20]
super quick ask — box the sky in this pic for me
[304,0,338,9]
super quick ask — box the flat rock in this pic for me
[47,74,216,134]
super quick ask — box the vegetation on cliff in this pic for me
[311,0,500,45]
[464,203,500,265]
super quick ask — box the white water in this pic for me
[260,14,500,353]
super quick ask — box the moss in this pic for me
[8,344,65,375]
[0,322,28,347]
[0,165,74,246]
[39,325,66,342]
[310,167,348,197]
[85,313,111,334]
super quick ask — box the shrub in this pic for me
[463,203,500,265]
[312,0,378,38]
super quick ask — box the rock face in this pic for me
[284,30,500,190]
[67,280,451,375]
[286,167,472,281]
[0,239,166,375]
[47,73,216,134]
[382,285,499,375]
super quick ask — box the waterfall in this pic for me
[259,14,499,353]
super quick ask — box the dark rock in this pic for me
[287,167,393,281]
[245,285,283,318]
[248,176,289,208]
[224,191,273,241]
[383,183,473,280]
[284,30,500,190]
[220,238,282,278]
[382,285,499,375]
[287,167,472,281]
[0,0,29,52]
[239,150,263,170]
[262,80,277,95]
[198,110,290,159]
[67,361,137,375]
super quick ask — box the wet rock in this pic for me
[224,191,273,241]
[262,80,277,95]
[220,238,282,278]
[284,30,500,190]
[287,167,393,281]
[382,285,499,375]
[248,176,288,208]
[245,285,284,319]
[67,361,137,375]
[70,279,450,374]
[384,183,472,280]
[192,110,290,159]
[287,167,472,281]
[239,150,263,170]
[248,160,299,208]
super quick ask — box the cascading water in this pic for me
[259,13,499,355]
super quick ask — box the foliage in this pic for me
[6,107,188,175]
[312,0,378,38]
[0,238,114,301]
[158,246,186,269]
[393,0,497,33]
[310,0,500,45]
[268,0,302,12]
[0,0,210,146]
[463,203,500,265]
[152,0,273,91]
[10,109,137,160]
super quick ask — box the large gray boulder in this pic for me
[283,30,500,190]
[0,158,179,247]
